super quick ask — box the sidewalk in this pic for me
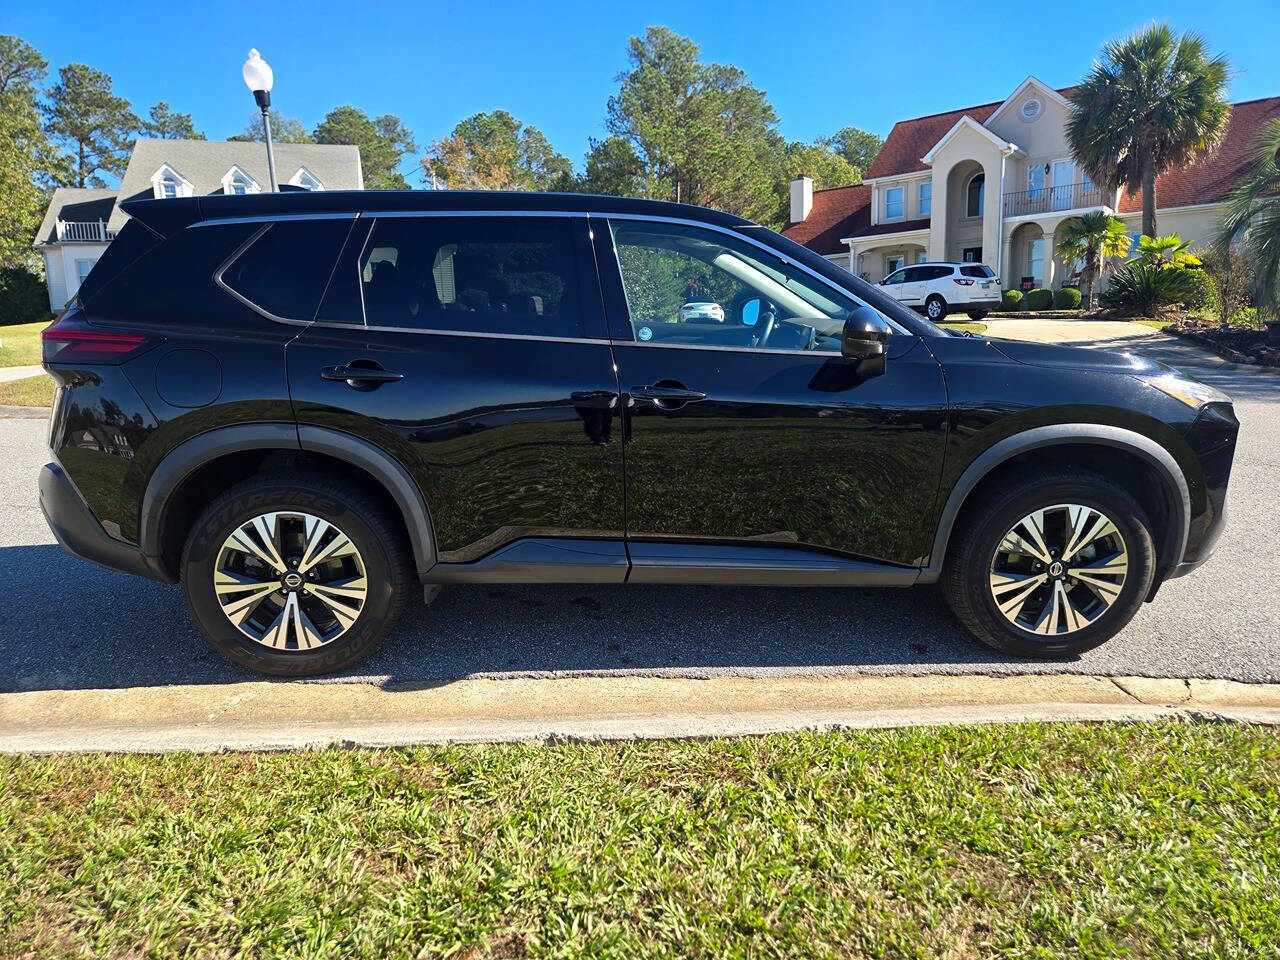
[3,673,1278,754]
[0,364,45,383]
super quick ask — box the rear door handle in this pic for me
[632,385,707,403]
[321,364,405,385]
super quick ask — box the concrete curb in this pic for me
[0,403,46,419]
[3,673,1278,755]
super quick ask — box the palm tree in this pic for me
[1217,118,1280,314]
[1135,233,1200,269]
[1067,24,1230,238]
[1055,212,1131,308]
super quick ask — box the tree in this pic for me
[314,106,416,189]
[1054,212,1131,308]
[599,27,787,225]
[1217,118,1280,315]
[141,102,203,140]
[785,142,860,192]
[581,135,645,196]
[0,36,65,267]
[821,126,882,175]
[1067,24,1230,238]
[43,63,138,187]
[230,109,313,144]
[1198,246,1251,326]
[1135,233,1200,269]
[422,110,574,191]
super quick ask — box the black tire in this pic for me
[180,471,412,676]
[967,310,988,321]
[941,466,1156,658]
[925,295,948,321]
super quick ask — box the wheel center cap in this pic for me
[282,572,303,589]
[1048,561,1065,578]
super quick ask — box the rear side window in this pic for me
[960,265,995,279]
[221,218,354,321]
[922,266,952,280]
[74,221,161,305]
[352,216,597,338]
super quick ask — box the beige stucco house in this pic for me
[784,77,1280,290]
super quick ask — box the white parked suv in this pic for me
[878,262,1001,321]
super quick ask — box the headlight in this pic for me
[1137,373,1231,409]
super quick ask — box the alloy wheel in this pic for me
[213,511,368,651]
[988,503,1128,637]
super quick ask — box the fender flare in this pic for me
[916,423,1190,583]
[140,423,437,578]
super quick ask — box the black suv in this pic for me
[39,190,1238,676]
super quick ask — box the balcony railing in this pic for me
[55,220,116,243]
[1002,181,1104,218]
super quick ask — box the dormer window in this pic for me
[151,163,192,199]
[221,165,260,196]
[289,167,324,191]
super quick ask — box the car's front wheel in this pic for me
[925,295,948,321]
[942,467,1156,658]
[180,471,411,676]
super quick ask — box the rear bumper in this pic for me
[39,462,174,582]
[956,296,1001,310]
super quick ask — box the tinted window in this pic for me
[610,219,860,352]
[75,221,161,305]
[355,217,592,338]
[882,269,905,285]
[902,267,925,283]
[83,222,258,322]
[960,265,995,279]
[924,266,953,280]
[222,218,354,320]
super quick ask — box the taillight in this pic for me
[953,278,975,286]
[42,314,163,365]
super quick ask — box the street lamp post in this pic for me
[241,49,278,192]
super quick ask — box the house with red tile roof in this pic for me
[782,76,1280,292]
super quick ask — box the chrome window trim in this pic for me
[209,207,910,345]
[600,213,913,341]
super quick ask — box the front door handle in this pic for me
[632,386,711,404]
[321,363,405,386]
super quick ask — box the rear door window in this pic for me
[221,218,355,321]
[352,216,601,339]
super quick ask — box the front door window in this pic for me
[885,255,904,275]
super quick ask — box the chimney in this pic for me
[789,176,813,223]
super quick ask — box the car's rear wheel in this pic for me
[180,472,411,676]
[942,467,1156,658]
[925,295,948,321]
[967,310,988,321]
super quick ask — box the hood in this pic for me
[988,338,1177,377]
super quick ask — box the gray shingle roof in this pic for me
[35,139,364,242]
[33,188,120,246]
[109,139,362,229]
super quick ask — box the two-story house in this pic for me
[33,138,364,311]
[783,77,1280,289]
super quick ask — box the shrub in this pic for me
[1023,287,1054,311]
[1100,261,1199,317]
[1000,289,1023,311]
[1181,267,1217,313]
[0,267,47,326]
[1053,287,1083,310]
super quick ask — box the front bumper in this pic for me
[39,462,174,582]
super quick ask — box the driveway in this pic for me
[2,321,1277,692]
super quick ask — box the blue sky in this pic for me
[7,0,1280,185]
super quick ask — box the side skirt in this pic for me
[423,538,921,587]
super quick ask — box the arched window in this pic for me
[966,173,985,217]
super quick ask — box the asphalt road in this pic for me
[2,326,1277,692]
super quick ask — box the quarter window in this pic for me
[609,219,862,352]
[885,186,905,220]
[355,217,592,338]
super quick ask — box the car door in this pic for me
[286,213,626,576]
[879,267,906,301]
[595,216,949,572]
[896,266,928,306]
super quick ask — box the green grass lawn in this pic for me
[0,373,54,407]
[940,320,988,335]
[0,319,52,368]
[2,721,1276,959]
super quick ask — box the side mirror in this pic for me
[841,306,892,361]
